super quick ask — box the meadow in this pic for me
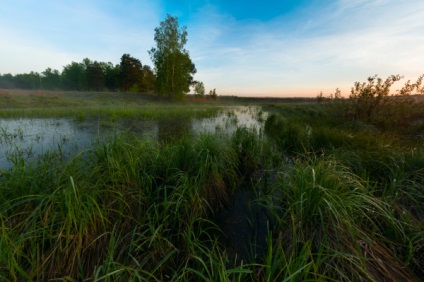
[0,90,423,281]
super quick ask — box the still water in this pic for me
[0,106,266,170]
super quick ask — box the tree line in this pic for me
[1,15,205,99]
[0,54,156,93]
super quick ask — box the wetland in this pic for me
[0,90,423,281]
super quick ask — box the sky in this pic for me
[1,0,423,97]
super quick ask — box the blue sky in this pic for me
[1,0,423,97]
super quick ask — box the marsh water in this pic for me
[0,105,270,264]
[0,106,266,170]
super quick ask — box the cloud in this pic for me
[188,0,424,96]
[0,0,160,74]
[1,0,423,96]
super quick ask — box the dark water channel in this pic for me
[214,187,271,264]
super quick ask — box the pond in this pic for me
[0,106,267,170]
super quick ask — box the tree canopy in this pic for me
[194,81,205,96]
[0,14,200,98]
[149,14,196,99]
[0,55,155,93]
[119,54,143,92]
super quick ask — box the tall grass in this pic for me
[0,129,264,280]
[262,104,424,280]
[260,157,418,280]
[1,101,423,280]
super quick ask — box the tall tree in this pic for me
[14,72,42,89]
[85,60,106,91]
[104,62,121,91]
[61,62,87,90]
[42,68,61,90]
[119,54,144,92]
[141,65,156,92]
[149,14,196,99]
[193,81,205,96]
[0,73,15,89]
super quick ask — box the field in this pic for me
[0,90,423,281]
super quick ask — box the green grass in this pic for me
[260,102,424,280]
[0,130,260,280]
[1,97,423,280]
[0,104,223,121]
[0,90,225,120]
[261,157,414,280]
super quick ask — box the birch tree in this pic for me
[149,14,196,98]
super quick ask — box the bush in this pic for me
[323,74,424,134]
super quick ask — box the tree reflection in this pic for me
[157,118,192,143]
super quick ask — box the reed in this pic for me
[1,101,423,280]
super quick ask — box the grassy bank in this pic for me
[0,95,423,280]
[0,90,224,120]
[1,129,267,281]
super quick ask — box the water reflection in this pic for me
[193,106,266,135]
[157,118,192,143]
[116,119,158,139]
[0,106,266,170]
[0,118,110,170]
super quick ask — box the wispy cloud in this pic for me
[188,0,424,96]
[0,0,160,73]
[1,0,423,96]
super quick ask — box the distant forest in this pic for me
[0,54,156,93]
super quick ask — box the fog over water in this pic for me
[0,106,266,170]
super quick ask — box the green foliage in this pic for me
[0,130,249,280]
[262,157,419,280]
[398,74,424,95]
[264,113,309,154]
[231,127,262,175]
[261,105,424,279]
[127,84,140,93]
[85,59,106,91]
[209,88,217,100]
[1,101,424,280]
[149,14,196,99]
[0,73,15,89]
[104,62,121,91]
[349,74,402,122]
[193,81,205,96]
[316,91,325,103]
[2,71,43,90]
[141,65,156,93]
[321,74,424,134]
[119,54,143,92]
[41,68,61,90]
[61,61,87,90]
[0,55,155,93]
